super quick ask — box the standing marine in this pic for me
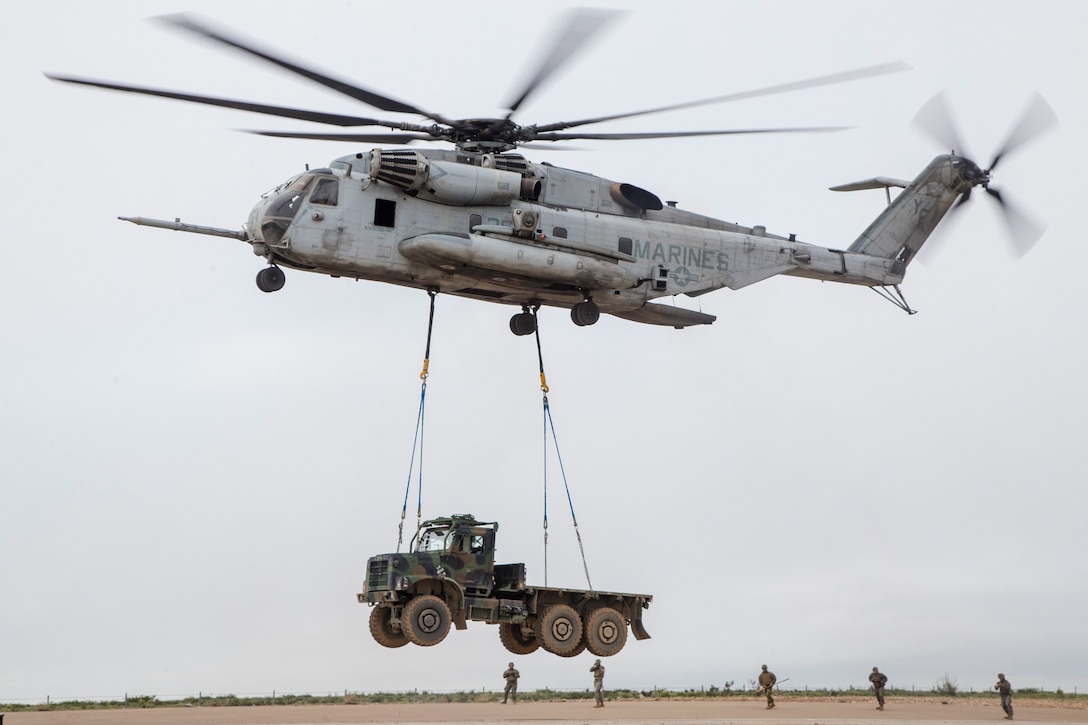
[502,662,520,704]
[590,658,606,707]
[757,664,777,709]
[869,667,888,710]
[995,673,1013,720]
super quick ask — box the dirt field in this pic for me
[6,696,1088,725]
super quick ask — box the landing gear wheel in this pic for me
[499,622,540,655]
[256,266,285,293]
[369,606,408,649]
[402,595,451,647]
[509,312,537,336]
[571,301,600,327]
[535,604,584,656]
[584,607,627,657]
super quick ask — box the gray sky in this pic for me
[3,0,1085,703]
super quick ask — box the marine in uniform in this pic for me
[758,664,777,709]
[502,662,520,704]
[590,658,606,707]
[995,673,1013,720]
[869,667,888,710]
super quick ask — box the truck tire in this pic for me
[499,622,540,655]
[585,607,627,657]
[557,635,587,658]
[369,606,408,649]
[535,604,584,656]
[402,595,451,647]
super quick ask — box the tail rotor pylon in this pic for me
[912,92,1058,257]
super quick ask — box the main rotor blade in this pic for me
[46,73,411,128]
[243,130,438,144]
[533,61,910,134]
[911,92,969,158]
[530,126,847,141]
[157,13,443,120]
[504,8,622,115]
[989,92,1058,172]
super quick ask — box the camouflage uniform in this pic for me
[995,674,1013,720]
[869,667,888,710]
[590,659,605,707]
[502,663,520,704]
[758,665,776,709]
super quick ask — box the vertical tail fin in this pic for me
[838,155,974,267]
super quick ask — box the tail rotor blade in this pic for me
[912,92,969,158]
[985,187,1046,257]
[988,92,1058,172]
[952,187,973,210]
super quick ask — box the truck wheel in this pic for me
[369,607,408,649]
[585,607,627,657]
[403,595,451,647]
[557,635,587,658]
[499,622,540,655]
[535,604,584,656]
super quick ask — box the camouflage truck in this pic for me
[359,513,651,657]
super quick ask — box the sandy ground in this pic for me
[6,696,1088,725]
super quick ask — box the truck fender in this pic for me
[409,577,468,631]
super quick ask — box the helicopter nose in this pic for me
[247,202,263,241]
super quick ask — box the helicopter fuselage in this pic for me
[239,148,913,328]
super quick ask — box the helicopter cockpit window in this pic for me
[261,175,314,245]
[310,177,339,206]
[267,175,313,219]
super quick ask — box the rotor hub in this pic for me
[952,155,990,189]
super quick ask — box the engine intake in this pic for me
[370,149,538,206]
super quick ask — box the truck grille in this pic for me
[367,558,389,593]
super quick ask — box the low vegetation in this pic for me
[2,686,1084,712]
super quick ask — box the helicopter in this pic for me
[46,10,1056,334]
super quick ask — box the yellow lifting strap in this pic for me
[530,306,593,591]
[397,288,438,551]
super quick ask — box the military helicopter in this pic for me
[46,11,1056,333]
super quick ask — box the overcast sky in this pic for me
[2,0,1085,704]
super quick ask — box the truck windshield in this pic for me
[416,526,451,552]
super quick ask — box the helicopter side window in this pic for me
[618,237,633,256]
[469,213,482,232]
[310,177,339,206]
[552,226,568,239]
[374,198,396,228]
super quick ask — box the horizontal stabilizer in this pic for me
[829,176,909,192]
[610,302,716,328]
